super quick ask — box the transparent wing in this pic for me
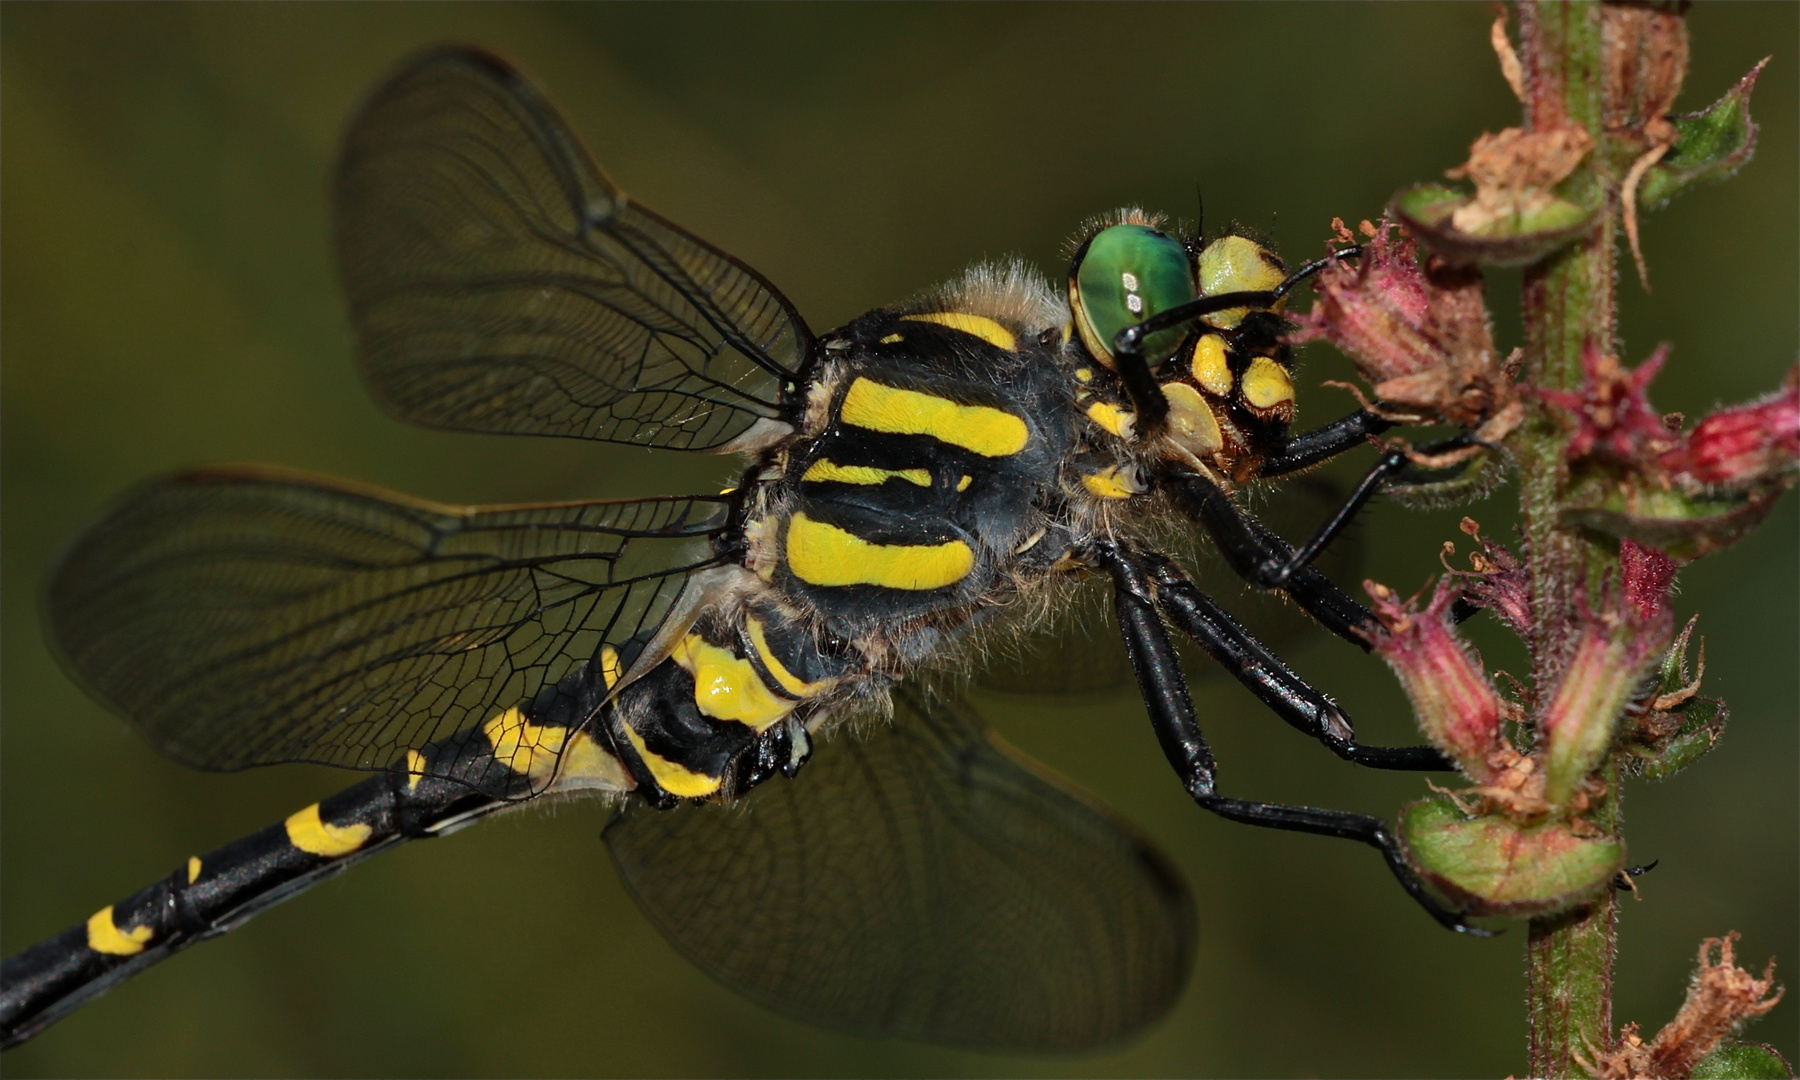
[604,686,1195,1051]
[980,474,1365,694]
[334,46,811,451]
[44,466,727,777]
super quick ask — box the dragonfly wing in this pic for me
[604,685,1195,1051]
[44,465,727,779]
[334,46,810,452]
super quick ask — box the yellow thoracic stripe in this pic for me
[901,311,1017,352]
[86,906,153,956]
[1085,401,1134,439]
[1082,465,1145,500]
[284,803,372,858]
[1192,334,1233,396]
[801,459,932,487]
[785,512,974,590]
[1241,356,1295,410]
[670,633,796,732]
[746,614,837,699]
[622,725,722,798]
[839,378,1028,458]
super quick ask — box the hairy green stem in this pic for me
[1515,2,1622,1076]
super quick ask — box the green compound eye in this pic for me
[1071,224,1196,367]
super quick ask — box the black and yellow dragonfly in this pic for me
[1,45,1475,1054]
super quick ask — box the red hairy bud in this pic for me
[1362,577,1506,783]
[1539,591,1673,806]
[1620,538,1677,623]
[1659,367,1800,490]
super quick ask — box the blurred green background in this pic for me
[2,4,1793,1077]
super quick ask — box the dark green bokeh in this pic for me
[2,5,1792,1076]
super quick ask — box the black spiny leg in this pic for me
[1166,469,1380,647]
[1133,550,1451,772]
[1096,544,1491,936]
[1258,433,1478,589]
[1258,409,1395,477]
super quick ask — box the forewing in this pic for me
[604,686,1195,1051]
[334,46,810,451]
[44,466,726,778]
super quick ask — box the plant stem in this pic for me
[1515,3,1621,1076]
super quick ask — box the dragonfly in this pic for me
[1,44,1476,1055]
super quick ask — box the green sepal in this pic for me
[1399,793,1624,918]
[1691,1042,1796,1080]
[1622,619,1729,781]
[1391,183,1601,268]
[1559,483,1785,562]
[1638,60,1767,211]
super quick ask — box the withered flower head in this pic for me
[1288,218,1519,442]
[1537,340,1682,465]
[1451,517,1532,641]
[1445,126,1595,236]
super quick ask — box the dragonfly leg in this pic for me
[1126,548,1451,772]
[1097,543,1492,936]
[1166,469,1380,648]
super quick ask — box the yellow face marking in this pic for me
[186,856,202,885]
[622,725,723,798]
[1192,334,1233,396]
[671,633,796,732]
[600,645,622,689]
[404,748,427,793]
[1084,401,1135,439]
[86,906,153,956]
[1241,356,1296,411]
[1161,382,1224,457]
[840,378,1028,457]
[879,332,904,344]
[1075,367,1094,383]
[956,474,973,492]
[801,459,932,487]
[746,615,837,699]
[284,803,372,859]
[786,512,974,591]
[556,730,631,788]
[902,311,1017,352]
[1082,465,1146,500]
[1197,235,1286,330]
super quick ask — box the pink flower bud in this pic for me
[1362,577,1506,783]
[1620,537,1677,623]
[1658,367,1800,489]
[1539,592,1673,807]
